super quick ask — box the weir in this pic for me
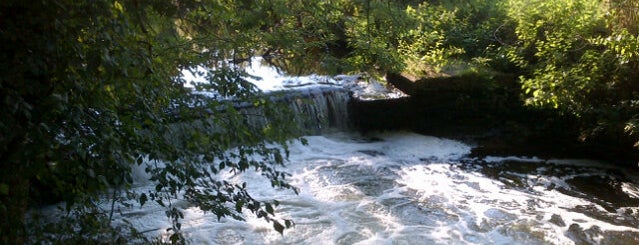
[241,86,351,135]
[283,87,351,133]
[181,59,358,135]
[40,61,639,245]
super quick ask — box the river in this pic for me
[120,130,639,244]
[40,58,639,244]
[134,58,639,244]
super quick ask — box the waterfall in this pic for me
[181,57,404,136]
[242,86,351,135]
[281,87,350,134]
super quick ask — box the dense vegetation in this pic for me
[1,0,637,244]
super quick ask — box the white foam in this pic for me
[100,132,472,243]
[483,156,544,163]
[41,132,639,244]
[180,57,406,100]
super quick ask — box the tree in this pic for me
[4,0,637,242]
[503,0,639,146]
[0,0,301,243]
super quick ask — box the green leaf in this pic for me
[239,159,249,170]
[273,221,285,235]
[170,233,180,243]
[274,153,283,164]
[284,219,294,229]
[265,203,274,215]
[235,200,243,212]
[139,193,147,206]
[0,183,8,195]
[137,156,144,165]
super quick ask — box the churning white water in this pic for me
[113,58,639,244]
[115,131,639,244]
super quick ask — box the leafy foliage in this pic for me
[356,0,639,151]
[502,0,639,144]
[1,0,299,243]
[399,0,508,76]
[2,0,639,243]
[504,0,608,109]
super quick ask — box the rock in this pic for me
[549,214,566,227]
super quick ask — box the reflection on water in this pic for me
[113,132,639,244]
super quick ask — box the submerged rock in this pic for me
[549,214,566,227]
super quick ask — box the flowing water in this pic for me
[42,58,639,244]
[134,59,639,244]
[121,132,639,244]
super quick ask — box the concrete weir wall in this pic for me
[348,73,522,135]
[347,73,639,165]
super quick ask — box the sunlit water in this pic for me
[180,57,406,100]
[113,59,639,244]
[117,132,639,244]
[36,59,639,244]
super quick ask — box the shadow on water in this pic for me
[457,157,639,244]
